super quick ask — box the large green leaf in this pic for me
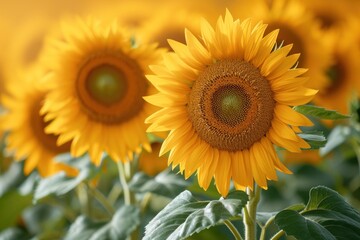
[34,154,101,202]
[293,105,349,120]
[129,169,189,198]
[64,216,106,240]
[275,210,335,240]
[34,170,89,202]
[64,205,140,240]
[144,190,248,240]
[275,186,360,240]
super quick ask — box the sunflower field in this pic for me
[1,0,360,239]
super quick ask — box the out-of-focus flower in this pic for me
[284,150,322,165]
[0,69,77,177]
[314,24,360,115]
[301,0,358,31]
[145,11,316,196]
[41,18,166,165]
[234,0,332,91]
[138,142,168,176]
[138,6,202,49]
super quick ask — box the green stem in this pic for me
[77,183,91,216]
[243,185,261,240]
[117,160,137,240]
[260,215,276,240]
[117,161,133,205]
[224,220,243,240]
[140,192,152,214]
[270,230,285,240]
[88,186,115,215]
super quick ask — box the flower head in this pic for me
[41,17,165,165]
[1,69,77,177]
[145,11,317,196]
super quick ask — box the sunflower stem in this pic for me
[270,230,285,240]
[260,215,276,240]
[77,183,91,217]
[88,184,115,215]
[117,161,134,205]
[224,220,243,240]
[243,185,261,240]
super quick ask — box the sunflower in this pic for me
[301,0,358,31]
[234,0,332,91]
[41,18,165,166]
[145,11,317,196]
[138,4,202,49]
[313,23,360,115]
[0,70,77,177]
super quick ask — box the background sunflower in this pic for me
[0,69,77,177]
[41,18,166,165]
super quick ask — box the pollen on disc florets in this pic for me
[187,59,275,151]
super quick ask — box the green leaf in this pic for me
[0,162,25,197]
[294,105,349,120]
[275,186,360,240]
[144,190,248,240]
[275,210,336,240]
[320,125,351,156]
[34,170,89,202]
[65,205,140,240]
[304,186,360,222]
[0,190,32,230]
[129,169,189,198]
[64,216,106,240]
[257,204,304,227]
[298,131,326,149]
[0,227,30,240]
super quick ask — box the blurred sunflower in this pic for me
[138,142,168,176]
[284,150,322,165]
[301,0,357,31]
[0,70,77,177]
[145,11,316,196]
[235,0,332,91]
[41,18,165,165]
[138,5,202,49]
[314,25,360,115]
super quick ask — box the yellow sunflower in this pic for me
[0,70,77,177]
[41,18,165,166]
[234,0,332,91]
[145,11,317,196]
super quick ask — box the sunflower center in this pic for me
[187,59,275,151]
[77,54,147,124]
[86,64,127,105]
[31,97,71,154]
[266,23,304,65]
[212,85,250,126]
[316,12,339,29]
